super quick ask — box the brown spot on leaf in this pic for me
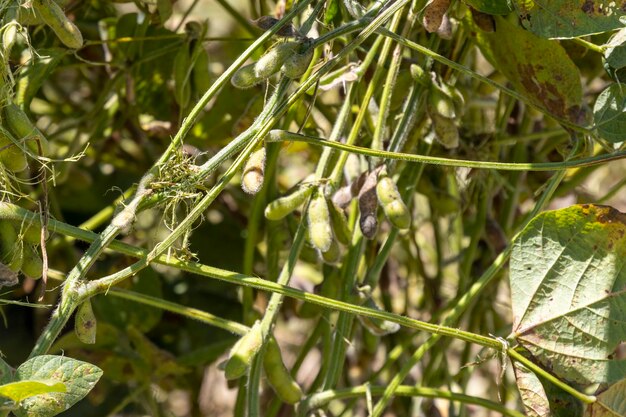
[581,0,594,14]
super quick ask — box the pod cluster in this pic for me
[3,0,83,49]
[231,16,315,89]
[0,220,44,288]
[411,65,465,149]
[0,103,50,173]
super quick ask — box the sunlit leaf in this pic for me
[604,28,626,70]
[0,381,66,403]
[0,358,11,385]
[14,355,102,417]
[512,0,626,39]
[511,204,626,385]
[593,83,626,143]
[472,16,585,126]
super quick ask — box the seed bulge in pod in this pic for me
[21,244,43,279]
[0,128,28,173]
[320,238,341,265]
[431,113,459,149]
[265,185,314,220]
[225,320,263,380]
[241,147,266,195]
[3,102,50,156]
[428,84,457,119]
[75,300,97,344]
[32,0,83,49]
[282,45,314,79]
[0,220,23,272]
[254,42,297,80]
[263,336,304,404]
[422,0,451,33]
[358,169,380,239]
[307,190,333,253]
[376,167,411,230]
[232,63,262,89]
[328,201,352,246]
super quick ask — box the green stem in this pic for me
[298,385,527,417]
[267,130,626,170]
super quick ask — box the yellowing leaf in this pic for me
[472,16,586,126]
[511,204,626,385]
[0,381,66,403]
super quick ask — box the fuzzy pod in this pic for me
[282,46,314,79]
[263,337,303,404]
[2,4,19,56]
[75,300,97,344]
[328,201,352,246]
[254,42,297,80]
[0,221,23,272]
[231,63,262,89]
[241,147,266,195]
[265,185,314,220]
[307,190,333,253]
[344,153,362,184]
[431,113,459,149]
[358,297,401,336]
[3,102,50,156]
[224,320,263,380]
[358,169,380,239]
[422,0,451,33]
[21,244,43,279]
[376,168,411,230]
[320,238,341,265]
[428,84,457,119]
[0,128,28,173]
[32,0,83,49]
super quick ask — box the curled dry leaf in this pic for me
[358,168,381,239]
[422,0,451,33]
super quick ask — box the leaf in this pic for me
[0,381,66,403]
[511,0,626,39]
[472,16,586,126]
[463,0,513,15]
[14,355,102,417]
[593,83,626,143]
[0,358,11,385]
[511,204,626,385]
[513,357,583,417]
[604,28,626,70]
[584,379,626,416]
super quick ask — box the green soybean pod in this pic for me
[241,147,266,195]
[254,42,297,79]
[21,244,43,279]
[428,84,457,119]
[307,190,333,253]
[263,336,303,404]
[320,238,341,265]
[3,102,50,156]
[431,113,459,149]
[265,185,314,221]
[281,46,314,79]
[75,299,97,344]
[0,127,28,173]
[224,320,263,380]
[328,201,351,246]
[2,3,19,56]
[231,63,262,89]
[0,221,23,272]
[357,297,401,336]
[32,0,83,49]
[376,168,411,230]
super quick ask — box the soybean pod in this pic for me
[75,300,97,344]
[254,42,297,80]
[0,127,28,172]
[32,0,83,49]
[21,244,43,279]
[307,189,333,253]
[0,221,23,272]
[224,320,263,380]
[265,184,314,221]
[376,167,411,230]
[3,102,50,156]
[241,147,266,195]
[263,336,303,404]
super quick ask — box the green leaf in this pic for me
[511,204,626,385]
[604,28,626,70]
[472,16,585,126]
[463,0,513,15]
[0,358,11,385]
[0,381,66,403]
[513,357,583,417]
[14,355,102,417]
[584,379,626,416]
[511,0,626,39]
[593,83,626,143]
